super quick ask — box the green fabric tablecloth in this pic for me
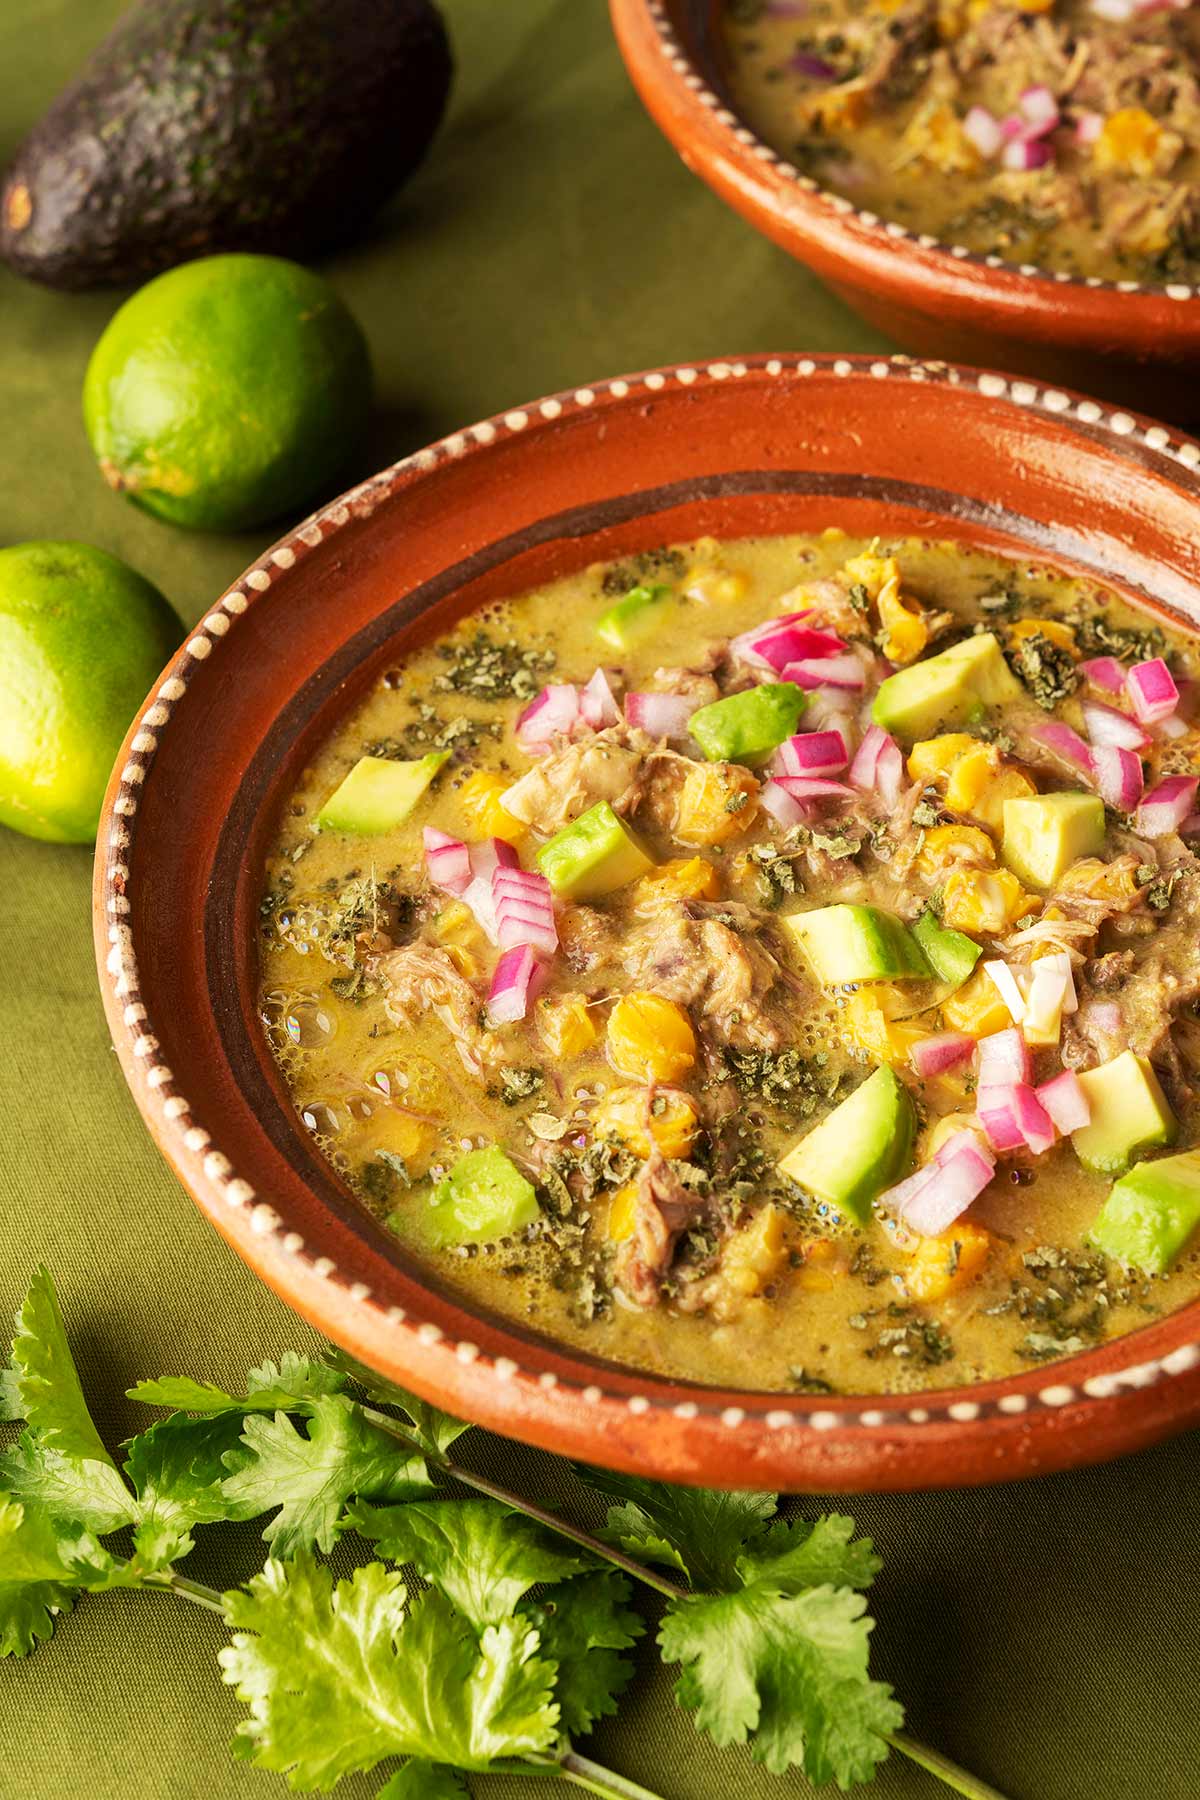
[1,3,1197,1796]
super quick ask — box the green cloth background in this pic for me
[0,2,1196,1795]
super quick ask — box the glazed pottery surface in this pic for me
[610,0,1200,420]
[95,355,1200,1492]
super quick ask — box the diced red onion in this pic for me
[1126,658,1179,725]
[978,1025,1032,1087]
[759,779,810,830]
[977,1087,1027,1153]
[486,944,549,1024]
[423,827,471,896]
[516,683,580,754]
[1090,0,1135,20]
[982,963,1027,1026]
[579,667,620,729]
[1090,743,1144,812]
[1032,721,1094,777]
[773,775,856,803]
[624,691,697,740]
[1075,109,1104,145]
[1001,136,1053,172]
[772,730,849,778]
[468,838,520,881]
[492,866,557,956]
[848,723,904,807]
[1037,1069,1091,1135]
[1134,774,1199,838]
[461,875,498,943]
[1017,85,1060,137]
[780,653,866,691]
[963,105,1004,158]
[790,51,837,79]
[1010,1082,1056,1155]
[730,611,830,672]
[1155,712,1189,741]
[910,1032,975,1079]
[1079,656,1127,694]
[1081,699,1149,751]
[882,1131,996,1237]
[1082,999,1123,1036]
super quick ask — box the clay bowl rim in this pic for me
[609,0,1200,346]
[93,352,1200,1494]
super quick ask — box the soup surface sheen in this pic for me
[259,531,1200,1395]
[721,0,1200,284]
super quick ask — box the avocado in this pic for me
[1089,1150,1200,1274]
[1071,1052,1177,1177]
[0,0,452,289]
[316,752,448,836]
[911,909,980,987]
[785,904,930,985]
[536,801,654,899]
[422,1146,539,1248]
[689,683,808,766]
[871,633,1021,742]
[1001,791,1105,891]
[596,584,672,650]
[778,1066,915,1224]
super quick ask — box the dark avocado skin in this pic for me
[0,0,452,289]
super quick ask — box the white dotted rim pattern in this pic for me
[643,0,1200,305]
[101,355,1200,1436]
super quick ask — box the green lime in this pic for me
[0,541,179,844]
[83,254,373,533]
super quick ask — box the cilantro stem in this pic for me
[147,1572,227,1615]
[890,1732,1012,1800]
[491,1750,665,1799]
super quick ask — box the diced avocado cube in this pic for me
[785,904,930,985]
[316,752,449,836]
[778,1065,915,1224]
[536,800,654,899]
[596,583,672,650]
[423,1145,539,1247]
[1001,790,1105,891]
[1071,1051,1177,1177]
[689,683,807,766]
[911,909,980,987]
[871,633,1021,743]
[1089,1149,1200,1274]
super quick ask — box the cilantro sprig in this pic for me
[0,1268,1009,1800]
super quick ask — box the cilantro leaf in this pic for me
[0,1429,137,1536]
[0,1576,74,1657]
[376,1764,469,1800]
[736,1514,882,1595]
[579,1468,776,1590]
[124,1413,256,1569]
[659,1582,902,1787]
[346,1497,590,1630]
[219,1556,558,1783]
[0,1365,21,1422]
[0,1492,133,1657]
[324,1348,471,1457]
[520,1571,642,1735]
[9,1268,119,1474]
[128,1353,345,1416]
[221,1396,435,1556]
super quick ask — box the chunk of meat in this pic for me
[622,906,789,1049]
[650,664,721,708]
[369,943,504,1078]
[557,904,618,974]
[501,730,642,834]
[613,1149,705,1308]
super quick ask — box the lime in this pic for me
[0,541,179,844]
[83,254,373,533]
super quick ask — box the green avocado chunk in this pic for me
[1001,791,1106,891]
[1089,1150,1200,1274]
[596,583,673,650]
[1071,1052,1177,1177]
[871,632,1021,742]
[536,800,654,899]
[423,1146,539,1247]
[911,909,980,986]
[316,752,448,835]
[784,904,930,984]
[778,1066,915,1224]
[688,683,808,766]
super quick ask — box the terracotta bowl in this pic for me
[94,354,1200,1492]
[610,0,1200,421]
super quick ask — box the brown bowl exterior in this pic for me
[610,0,1200,421]
[94,354,1200,1491]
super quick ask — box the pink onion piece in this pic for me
[624,690,697,740]
[1032,720,1094,777]
[1134,773,1200,838]
[492,866,557,956]
[848,723,904,806]
[978,1026,1032,1087]
[790,50,837,79]
[730,611,821,672]
[1075,109,1104,145]
[461,874,498,944]
[759,779,810,830]
[780,653,866,691]
[1001,136,1053,172]
[909,1031,975,1079]
[579,667,620,729]
[1126,657,1179,725]
[468,838,520,881]
[773,774,856,802]
[772,729,850,778]
[804,685,858,753]
[423,827,471,896]
[1155,712,1189,741]
[486,944,549,1025]
[977,1086,1028,1153]
[1010,1082,1057,1155]
[1037,1069,1091,1135]
[1017,84,1060,137]
[1079,655,1127,694]
[1081,698,1149,751]
[882,1131,996,1237]
[1082,998,1123,1036]
[963,105,1004,158]
[515,683,580,754]
[1091,743,1144,812]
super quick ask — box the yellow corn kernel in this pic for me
[941,967,1014,1037]
[943,743,999,813]
[915,824,996,878]
[1009,617,1078,657]
[968,764,1038,834]
[942,867,1035,935]
[877,570,929,665]
[367,1108,437,1177]
[442,944,479,980]
[632,856,720,912]
[591,1085,699,1159]
[675,762,759,846]
[721,1204,787,1295]
[907,733,977,786]
[797,1236,842,1292]
[1059,857,1139,902]
[899,100,983,174]
[432,902,484,977]
[606,1181,639,1243]
[1013,0,1055,11]
[800,80,870,133]
[924,1111,986,1159]
[684,564,747,605]
[607,991,697,1084]
[843,991,930,1066]
[905,1220,993,1304]
[536,994,598,1060]
[1094,107,1175,178]
[459,769,526,844]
